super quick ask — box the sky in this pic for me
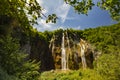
[34,0,117,32]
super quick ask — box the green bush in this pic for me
[94,53,120,80]
[40,69,103,80]
[0,35,40,80]
[0,66,19,80]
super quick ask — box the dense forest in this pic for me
[0,15,120,79]
[0,0,120,80]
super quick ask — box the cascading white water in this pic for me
[49,32,93,70]
[52,35,55,56]
[80,39,87,69]
[61,33,67,70]
[66,31,71,69]
[49,35,55,59]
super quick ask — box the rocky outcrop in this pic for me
[49,31,94,70]
[29,34,55,72]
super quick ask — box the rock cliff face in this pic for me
[12,27,55,72]
[29,34,55,72]
[79,39,93,69]
[1,15,120,72]
[11,26,95,71]
[49,31,94,70]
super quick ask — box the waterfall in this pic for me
[48,31,94,70]
[80,39,87,69]
[49,35,55,58]
[52,35,55,57]
[65,31,71,69]
[61,33,67,70]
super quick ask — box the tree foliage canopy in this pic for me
[0,0,57,27]
[0,0,120,79]
[65,0,120,21]
[0,35,40,80]
[0,0,120,28]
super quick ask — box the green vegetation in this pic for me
[0,0,120,26]
[1,19,120,79]
[0,0,120,80]
[83,23,120,53]
[0,35,40,80]
[65,0,120,21]
[1,16,120,79]
[40,69,103,80]
[40,23,120,80]
[94,53,120,80]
